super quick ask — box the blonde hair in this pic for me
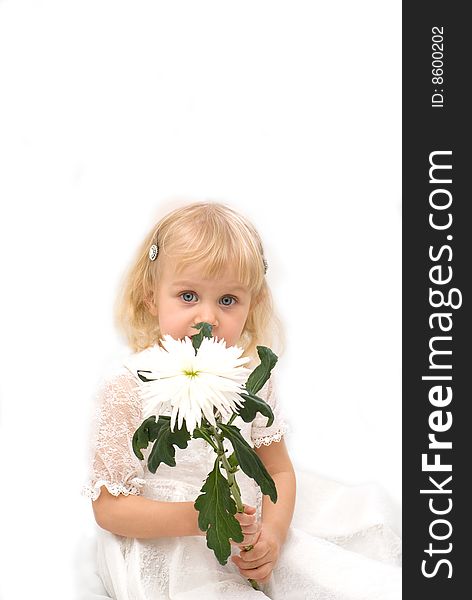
[114,201,285,364]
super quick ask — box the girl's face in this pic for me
[150,258,253,347]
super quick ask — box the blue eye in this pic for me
[181,292,197,303]
[220,296,236,306]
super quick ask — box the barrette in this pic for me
[149,244,159,261]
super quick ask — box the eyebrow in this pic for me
[171,281,248,293]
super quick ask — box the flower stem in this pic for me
[227,412,238,426]
[211,425,260,591]
[212,427,244,510]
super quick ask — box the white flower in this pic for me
[128,335,251,435]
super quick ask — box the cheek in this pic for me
[159,312,177,330]
[239,306,251,327]
[156,302,173,331]
[232,314,249,338]
[157,302,189,334]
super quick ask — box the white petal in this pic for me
[132,334,254,434]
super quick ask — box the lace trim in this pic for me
[81,477,146,501]
[252,423,290,448]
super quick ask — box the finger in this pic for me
[234,556,269,571]
[237,521,257,533]
[234,546,271,567]
[241,539,269,558]
[243,504,256,514]
[237,562,273,583]
[231,537,248,548]
[237,529,262,549]
[236,523,259,535]
[237,533,259,549]
[241,529,259,541]
[236,520,257,531]
[235,513,257,526]
[237,535,258,550]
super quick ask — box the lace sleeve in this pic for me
[82,367,146,501]
[251,375,290,448]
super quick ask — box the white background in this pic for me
[0,1,401,597]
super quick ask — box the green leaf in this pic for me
[191,321,214,353]
[194,459,243,565]
[237,391,274,427]
[132,416,160,460]
[218,423,277,503]
[146,417,191,473]
[245,346,278,395]
[193,425,217,450]
[227,451,238,471]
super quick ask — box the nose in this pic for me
[193,305,219,330]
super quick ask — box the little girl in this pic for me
[82,201,402,599]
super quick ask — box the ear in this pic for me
[250,290,263,308]
[144,293,159,317]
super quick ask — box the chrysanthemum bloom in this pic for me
[130,335,251,435]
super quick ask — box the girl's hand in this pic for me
[231,504,260,548]
[231,525,281,585]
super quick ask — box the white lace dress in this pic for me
[81,364,401,600]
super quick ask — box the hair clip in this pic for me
[149,244,159,261]
[263,258,268,274]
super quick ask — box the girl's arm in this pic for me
[255,438,296,544]
[92,487,202,538]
